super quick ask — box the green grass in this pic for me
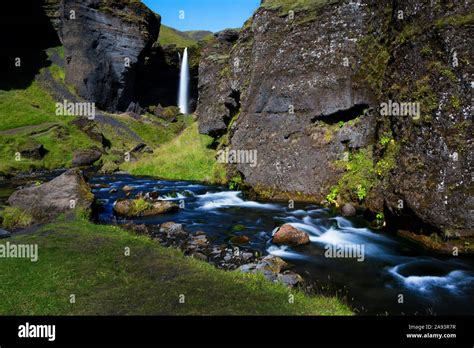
[0,217,352,315]
[0,80,59,131]
[0,122,99,175]
[119,113,191,146]
[0,57,191,175]
[435,13,474,28]
[0,206,33,230]
[327,148,376,206]
[158,25,197,48]
[122,122,226,183]
[261,0,336,13]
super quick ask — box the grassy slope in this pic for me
[0,78,97,174]
[261,0,334,11]
[0,47,195,176]
[0,217,352,315]
[122,122,226,183]
[158,25,197,48]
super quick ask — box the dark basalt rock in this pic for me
[196,30,241,137]
[216,29,239,43]
[72,147,102,167]
[197,0,473,239]
[19,141,48,160]
[198,1,375,196]
[60,0,160,112]
[71,118,108,147]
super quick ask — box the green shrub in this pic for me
[326,187,339,205]
[1,206,33,229]
[229,175,243,190]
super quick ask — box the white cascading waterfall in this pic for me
[178,47,189,114]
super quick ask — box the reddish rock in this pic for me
[272,224,310,246]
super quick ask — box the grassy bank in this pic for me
[122,122,226,183]
[0,217,352,315]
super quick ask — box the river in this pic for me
[89,173,474,315]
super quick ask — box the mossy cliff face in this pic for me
[196,29,241,136]
[197,0,473,238]
[376,1,474,237]
[198,2,377,199]
[59,0,160,112]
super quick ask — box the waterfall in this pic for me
[178,47,189,114]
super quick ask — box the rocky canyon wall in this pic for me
[196,0,473,238]
[59,0,160,112]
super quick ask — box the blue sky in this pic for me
[142,0,260,32]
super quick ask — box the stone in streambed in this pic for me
[190,234,209,247]
[255,255,288,274]
[113,198,178,218]
[238,255,302,287]
[278,271,304,287]
[229,235,250,245]
[272,224,310,246]
[122,185,135,192]
[159,222,187,237]
[341,203,356,217]
[122,223,149,235]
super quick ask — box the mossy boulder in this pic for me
[113,198,178,218]
[7,169,94,224]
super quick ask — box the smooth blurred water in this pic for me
[91,174,474,315]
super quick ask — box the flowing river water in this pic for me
[89,174,474,315]
[1,172,473,315]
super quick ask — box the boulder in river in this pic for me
[229,235,250,245]
[341,203,356,217]
[113,198,178,218]
[272,224,310,246]
[122,185,135,192]
[7,169,94,223]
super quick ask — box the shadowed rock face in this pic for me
[60,0,160,112]
[135,44,200,112]
[198,2,375,197]
[197,0,473,237]
[196,29,241,136]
